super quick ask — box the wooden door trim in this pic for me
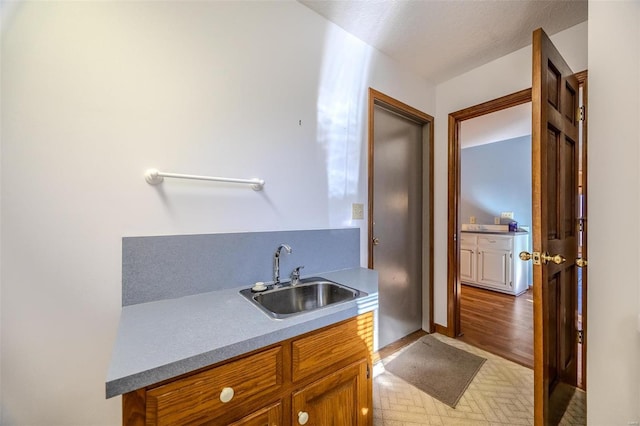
[574,69,588,391]
[445,88,532,337]
[368,88,435,331]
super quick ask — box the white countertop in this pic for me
[106,267,378,398]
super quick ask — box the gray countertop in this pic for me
[106,267,379,398]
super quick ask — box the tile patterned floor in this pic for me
[372,333,586,426]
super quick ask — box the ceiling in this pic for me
[299,0,588,84]
[300,0,587,147]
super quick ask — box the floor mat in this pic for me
[383,334,486,408]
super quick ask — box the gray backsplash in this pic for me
[122,228,360,306]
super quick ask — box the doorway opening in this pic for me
[367,88,434,351]
[449,89,535,368]
[446,88,532,336]
[458,100,534,368]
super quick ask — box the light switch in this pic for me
[501,211,514,219]
[494,217,501,224]
[470,216,476,224]
[352,203,364,220]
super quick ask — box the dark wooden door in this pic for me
[531,28,581,425]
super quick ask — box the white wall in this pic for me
[0,2,434,424]
[587,2,640,424]
[433,21,588,326]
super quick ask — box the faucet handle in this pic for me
[291,266,305,285]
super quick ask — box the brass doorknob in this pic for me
[519,251,565,265]
[541,253,567,265]
[519,251,542,264]
[372,237,380,245]
[519,251,532,261]
[576,258,588,267]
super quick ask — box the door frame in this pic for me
[575,69,587,390]
[445,88,532,338]
[367,88,435,332]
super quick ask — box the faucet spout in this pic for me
[273,244,292,285]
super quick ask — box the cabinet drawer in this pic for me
[292,314,372,383]
[459,233,477,247]
[146,346,283,425]
[477,235,511,251]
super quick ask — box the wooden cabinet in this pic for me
[123,312,374,426]
[145,346,283,425]
[460,232,530,295]
[228,402,282,426]
[292,361,369,426]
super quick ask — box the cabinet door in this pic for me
[227,401,282,426]
[477,248,511,290]
[292,360,369,426]
[459,247,476,283]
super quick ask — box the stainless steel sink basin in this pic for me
[239,277,367,319]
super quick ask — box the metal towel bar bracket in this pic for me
[144,169,265,191]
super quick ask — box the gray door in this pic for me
[372,104,423,349]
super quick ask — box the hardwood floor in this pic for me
[458,284,534,368]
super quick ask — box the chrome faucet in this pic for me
[290,265,304,286]
[273,244,292,285]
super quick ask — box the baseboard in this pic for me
[374,329,428,361]
[434,323,455,338]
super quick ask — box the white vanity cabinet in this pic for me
[459,233,478,284]
[460,232,530,295]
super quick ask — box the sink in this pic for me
[239,277,367,319]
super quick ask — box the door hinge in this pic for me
[577,329,584,344]
[366,364,371,379]
[578,105,586,122]
[578,217,585,232]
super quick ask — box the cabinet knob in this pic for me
[298,411,309,425]
[219,387,234,403]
